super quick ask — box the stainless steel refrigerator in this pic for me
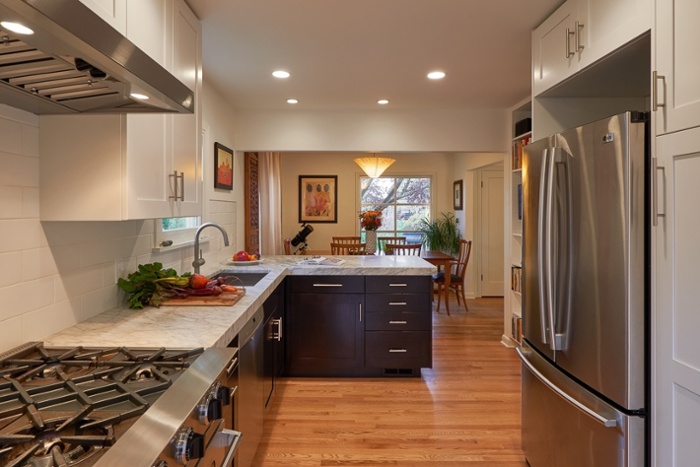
[516,111,649,467]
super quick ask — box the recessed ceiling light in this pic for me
[273,70,291,79]
[287,98,298,104]
[130,92,149,100]
[427,71,446,80]
[377,99,389,105]
[1,21,34,35]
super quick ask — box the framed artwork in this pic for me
[453,180,463,211]
[299,175,338,223]
[214,142,234,190]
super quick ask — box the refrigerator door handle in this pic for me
[543,149,558,350]
[537,148,552,345]
[516,346,618,428]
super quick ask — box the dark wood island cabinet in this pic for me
[285,275,432,377]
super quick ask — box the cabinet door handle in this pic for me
[389,320,408,325]
[359,303,362,322]
[313,283,343,287]
[388,283,407,287]
[652,70,666,111]
[388,302,407,306]
[653,157,666,226]
[565,27,575,58]
[389,349,408,353]
[575,21,584,52]
[271,318,283,341]
[169,170,185,201]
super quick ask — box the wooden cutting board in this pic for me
[161,289,246,306]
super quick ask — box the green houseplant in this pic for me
[418,212,461,256]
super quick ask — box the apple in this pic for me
[233,250,250,261]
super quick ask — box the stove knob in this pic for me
[173,427,205,464]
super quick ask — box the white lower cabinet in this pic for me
[653,0,700,135]
[653,126,700,467]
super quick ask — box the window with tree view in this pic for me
[359,176,431,244]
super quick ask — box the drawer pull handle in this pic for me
[389,320,407,324]
[313,283,343,287]
[389,349,408,353]
[389,283,407,287]
[389,302,407,306]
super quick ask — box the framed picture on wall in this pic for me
[214,142,234,190]
[453,180,463,211]
[299,175,338,223]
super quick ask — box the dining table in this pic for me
[420,250,457,314]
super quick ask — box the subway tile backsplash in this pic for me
[0,105,235,352]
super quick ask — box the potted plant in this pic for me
[418,212,461,256]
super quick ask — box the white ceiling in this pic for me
[184,0,564,112]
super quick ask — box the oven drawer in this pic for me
[365,310,431,331]
[365,331,431,368]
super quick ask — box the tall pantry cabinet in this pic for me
[40,0,202,221]
[652,0,700,465]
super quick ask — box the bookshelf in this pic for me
[504,101,531,346]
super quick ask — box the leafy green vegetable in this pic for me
[117,262,191,309]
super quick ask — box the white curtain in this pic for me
[258,152,283,255]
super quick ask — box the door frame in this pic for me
[474,162,505,298]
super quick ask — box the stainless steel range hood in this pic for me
[0,0,194,114]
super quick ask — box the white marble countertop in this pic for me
[44,255,436,349]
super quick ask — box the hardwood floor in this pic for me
[252,297,527,466]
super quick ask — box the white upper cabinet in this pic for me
[654,0,700,135]
[39,0,202,221]
[79,0,126,33]
[532,0,651,96]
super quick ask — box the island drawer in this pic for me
[289,275,364,294]
[364,294,430,313]
[365,276,431,294]
[365,331,431,369]
[365,310,430,331]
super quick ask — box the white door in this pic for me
[654,0,700,134]
[654,126,700,467]
[478,167,504,296]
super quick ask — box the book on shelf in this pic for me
[517,183,523,220]
[511,135,531,170]
[296,256,346,266]
[511,265,522,294]
[512,315,523,344]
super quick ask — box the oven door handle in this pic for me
[219,428,243,466]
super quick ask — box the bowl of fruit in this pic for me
[227,250,262,265]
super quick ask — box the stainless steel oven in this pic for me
[0,342,241,466]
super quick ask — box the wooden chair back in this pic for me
[378,236,406,253]
[453,239,473,280]
[332,236,362,244]
[283,238,292,255]
[386,243,422,256]
[330,242,366,255]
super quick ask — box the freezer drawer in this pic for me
[518,343,645,467]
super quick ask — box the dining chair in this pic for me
[378,236,406,254]
[332,236,362,244]
[385,243,422,256]
[432,239,472,315]
[283,238,292,255]
[330,242,367,255]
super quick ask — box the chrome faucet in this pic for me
[192,222,230,274]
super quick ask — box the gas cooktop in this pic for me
[0,342,239,467]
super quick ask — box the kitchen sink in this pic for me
[210,271,269,287]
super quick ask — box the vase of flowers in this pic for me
[359,210,382,254]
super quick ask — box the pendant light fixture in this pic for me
[354,153,396,178]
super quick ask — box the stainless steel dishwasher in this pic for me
[237,306,265,467]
